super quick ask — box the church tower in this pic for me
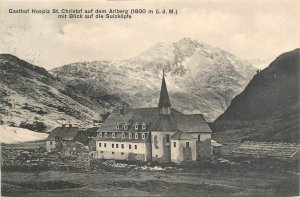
[158,71,172,115]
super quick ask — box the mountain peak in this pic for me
[177,37,197,45]
[52,38,256,121]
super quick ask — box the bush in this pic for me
[19,121,47,132]
[36,109,47,115]
[8,122,16,127]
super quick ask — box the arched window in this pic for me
[116,124,119,130]
[124,124,128,130]
[104,132,108,138]
[122,133,126,139]
[142,122,146,130]
[112,133,115,138]
[142,133,146,139]
[129,133,132,139]
[135,133,138,139]
[135,123,139,130]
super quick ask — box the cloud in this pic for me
[1,0,299,69]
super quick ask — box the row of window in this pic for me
[98,142,188,149]
[98,142,138,150]
[99,132,146,140]
[99,151,138,157]
[173,142,190,148]
[116,122,147,130]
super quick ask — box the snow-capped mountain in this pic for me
[51,38,256,121]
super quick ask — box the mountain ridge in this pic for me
[51,38,256,122]
[0,38,257,131]
[0,54,125,130]
[213,48,300,143]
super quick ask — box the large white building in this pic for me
[94,74,215,163]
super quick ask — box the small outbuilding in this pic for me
[85,127,99,138]
[45,126,89,152]
[211,140,223,155]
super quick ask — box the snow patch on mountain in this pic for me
[0,125,48,144]
[51,38,256,121]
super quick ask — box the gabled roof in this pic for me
[85,127,99,134]
[46,127,81,141]
[158,74,172,107]
[98,108,159,133]
[151,114,177,131]
[97,108,212,133]
[171,131,194,140]
[175,114,212,133]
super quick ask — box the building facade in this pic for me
[46,126,89,152]
[94,74,215,163]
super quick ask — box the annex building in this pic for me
[94,74,216,163]
[46,126,89,152]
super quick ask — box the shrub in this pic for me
[19,121,47,132]
[36,109,47,115]
[8,122,16,127]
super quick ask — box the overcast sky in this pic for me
[1,0,299,70]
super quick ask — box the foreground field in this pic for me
[1,140,299,196]
[2,164,299,197]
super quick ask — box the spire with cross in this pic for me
[158,70,172,115]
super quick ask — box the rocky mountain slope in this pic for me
[0,54,125,130]
[51,38,256,122]
[214,49,300,143]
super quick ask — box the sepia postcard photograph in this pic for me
[0,0,299,196]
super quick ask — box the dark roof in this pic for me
[175,114,212,133]
[97,107,212,134]
[46,127,81,141]
[158,74,172,107]
[171,131,193,140]
[152,115,177,131]
[85,127,99,137]
[98,108,159,133]
[85,127,99,132]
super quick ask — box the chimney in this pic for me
[120,108,124,116]
[120,103,125,116]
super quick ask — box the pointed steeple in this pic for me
[158,70,171,115]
